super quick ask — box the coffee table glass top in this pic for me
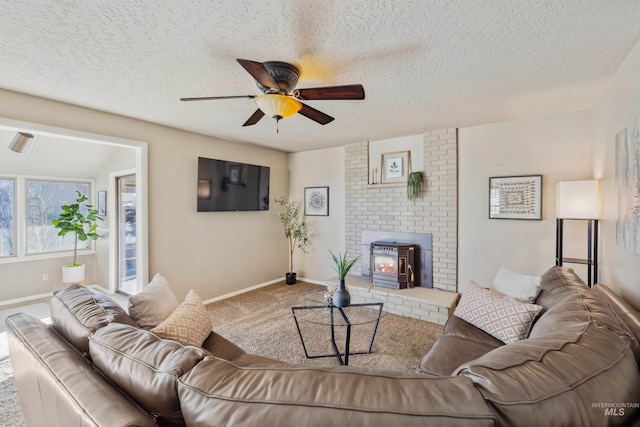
[291,291,386,326]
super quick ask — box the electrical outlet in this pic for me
[42,273,49,281]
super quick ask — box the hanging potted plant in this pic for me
[274,197,310,285]
[407,171,424,201]
[52,191,102,285]
[329,251,360,307]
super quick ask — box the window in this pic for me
[26,180,90,254]
[0,178,15,257]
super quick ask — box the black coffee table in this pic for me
[291,291,385,366]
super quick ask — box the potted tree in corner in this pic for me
[274,197,310,285]
[52,191,102,285]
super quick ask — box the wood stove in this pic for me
[369,241,416,289]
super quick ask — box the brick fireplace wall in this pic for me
[345,129,458,292]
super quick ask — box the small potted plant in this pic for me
[329,250,361,307]
[274,197,310,285]
[52,191,102,285]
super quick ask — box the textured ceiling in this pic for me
[1,0,640,153]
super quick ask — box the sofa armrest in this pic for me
[6,313,156,427]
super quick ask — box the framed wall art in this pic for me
[616,117,640,254]
[304,186,329,216]
[489,175,542,220]
[381,150,411,184]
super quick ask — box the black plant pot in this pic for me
[285,272,297,285]
[332,279,351,307]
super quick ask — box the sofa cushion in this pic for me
[443,314,506,347]
[455,323,640,426]
[6,313,157,427]
[178,357,497,427]
[491,266,541,302]
[89,322,208,426]
[418,335,500,376]
[534,266,587,312]
[454,281,542,344]
[151,290,212,347]
[51,284,138,354]
[593,284,640,363]
[128,273,180,329]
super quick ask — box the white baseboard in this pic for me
[0,278,329,308]
[297,277,329,287]
[202,278,283,305]
[0,292,53,308]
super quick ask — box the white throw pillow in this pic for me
[455,281,543,344]
[128,273,180,329]
[491,266,542,303]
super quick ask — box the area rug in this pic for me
[207,281,444,372]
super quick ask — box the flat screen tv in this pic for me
[197,157,270,212]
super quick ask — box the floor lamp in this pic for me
[555,180,600,287]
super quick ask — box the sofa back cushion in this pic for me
[51,284,138,354]
[6,313,157,427]
[455,323,640,426]
[89,322,208,426]
[593,284,640,364]
[533,266,587,312]
[177,357,497,427]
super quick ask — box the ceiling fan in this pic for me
[180,59,365,129]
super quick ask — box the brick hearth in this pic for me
[327,276,459,325]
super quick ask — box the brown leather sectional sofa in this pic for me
[6,266,640,426]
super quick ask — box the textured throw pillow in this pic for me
[151,290,213,347]
[455,281,543,344]
[491,266,542,303]
[128,273,180,329]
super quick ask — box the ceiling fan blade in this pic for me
[298,103,334,125]
[242,109,265,127]
[236,59,278,90]
[180,95,255,102]
[294,84,365,100]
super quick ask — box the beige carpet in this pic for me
[207,281,443,372]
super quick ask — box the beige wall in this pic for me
[0,89,289,302]
[288,147,345,281]
[458,110,593,292]
[591,40,640,309]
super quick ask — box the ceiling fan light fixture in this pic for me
[255,94,301,121]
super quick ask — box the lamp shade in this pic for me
[9,132,34,153]
[556,180,600,219]
[255,94,302,120]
